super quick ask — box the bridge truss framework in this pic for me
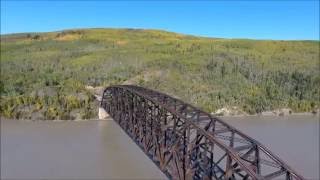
[101,85,304,180]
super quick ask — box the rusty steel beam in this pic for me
[101,85,304,180]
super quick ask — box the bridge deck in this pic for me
[1,119,167,179]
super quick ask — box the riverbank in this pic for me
[212,107,319,117]
[2,112,319,122]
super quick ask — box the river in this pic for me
[1,115,319,179]
[221,115,319,179]
[1,119,167,179]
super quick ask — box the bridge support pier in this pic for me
[98,107,109,120]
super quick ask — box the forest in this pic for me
[0,28,319,119]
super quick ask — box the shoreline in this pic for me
[212,107,319,117]
[1,112,319,121]
[215,112,319,118]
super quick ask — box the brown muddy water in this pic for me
[1,115,319,179]
[221,115,319,179]
[1,119,167,180]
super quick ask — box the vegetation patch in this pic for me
[1,28,319,119]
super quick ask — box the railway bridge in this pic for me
[101,85,304,180]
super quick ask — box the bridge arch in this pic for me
[101,85,304,180]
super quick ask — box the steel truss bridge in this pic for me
[101,85,304,180]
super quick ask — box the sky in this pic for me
[1,1,319,40]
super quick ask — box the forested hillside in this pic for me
[1,28,319,119]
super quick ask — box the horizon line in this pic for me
[1,27,319,41]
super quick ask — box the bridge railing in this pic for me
[101,85,304,180]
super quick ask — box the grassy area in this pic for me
[1,28,319,119]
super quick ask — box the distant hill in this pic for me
[1,28,319,119]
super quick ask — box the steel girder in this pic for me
[101,85,304,180]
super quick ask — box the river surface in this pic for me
[1,119,167,180]
[221,115,319,179]
[1,115,319,179]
